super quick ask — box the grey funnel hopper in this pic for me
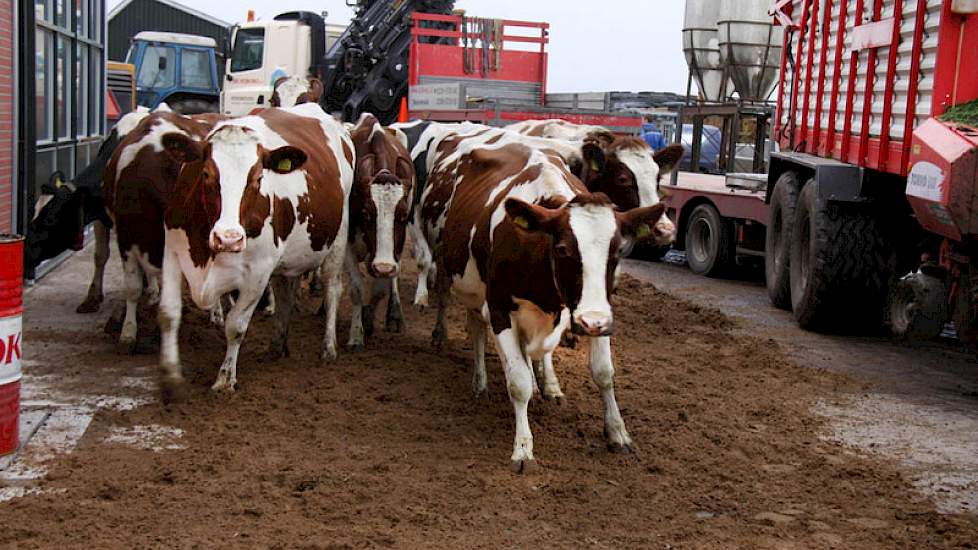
[683,1,728,102]
[717,0,784,101]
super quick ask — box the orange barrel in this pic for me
[0,234,23,456]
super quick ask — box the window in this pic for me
[56,36,70,138]
[90,49,102,135]
[75,0,89,38]
[181,49,212,89]
[35,29,53,141]
[76,44,88,137]
[137,46,176,89]
[56,0,68,28]
[230,28,264,72]
[35,0,50,22]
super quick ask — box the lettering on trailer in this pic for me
[0,316,22,375]
[408,83,465,110]
[907,161,946,203]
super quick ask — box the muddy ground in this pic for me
[1,247,978,549]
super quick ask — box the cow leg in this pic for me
[410,222,433,308]
[384,278,403,333]
[539,353,564,403]
[265,275,298,361]
[494,326,537,473]
[146,273,161,306]
[362,277,379,339]
[212,284,264,393]
[320,268,344,363]
[589,336,633,453]
[345,251,366,352]
[158,248,185,401]
[77,221,110,313]
[119,251,144,352]
[466,309,488,398]
[210,298,227,329]
[259,284,276,317]
[430,275,450,351]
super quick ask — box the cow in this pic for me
[417,129,667,472]
[270,76,325,109]
[156,103,353,396]
[95,109,227,350]
[506,118,610,142]
[345,114,415,350]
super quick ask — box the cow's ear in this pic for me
[505,198,561,233]
[653,144,685,177]
[162,133,203,163]
[395,157,414,184]
[580,142,607,186]
[357,154,377,182]
[263,146,308,174]
[619,203,667,242]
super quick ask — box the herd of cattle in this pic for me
[26,80,684,472]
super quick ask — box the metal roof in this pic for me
[133,31,218,48]
[108,0,231,29]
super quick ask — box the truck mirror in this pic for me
[158,56,167,71]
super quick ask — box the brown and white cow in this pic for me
[94,108,226,350]
[345,114,415,350]
[157,103,353,395]
[270,76,325,109]
[418,129,666,472]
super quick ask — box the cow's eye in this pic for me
[616,175,630,186]
[555,243,571,258]
[201,171,209,180]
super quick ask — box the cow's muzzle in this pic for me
[210,228,246,253]
[571,312,615,337]
[652,219,677,246]
[369,261,399,279]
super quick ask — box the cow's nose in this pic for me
[211,229,246,253]
[575,312,613,337]
[653,220,676,245]
[371,262,398,278]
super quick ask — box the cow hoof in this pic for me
[320,348,338,365]
[472,387,491,402]
[159,375,185,404]
[510,458,538,475]
[604,427,635,454]
[211,380,237,393]
[386,317,403,334]
[346,343,365,353]
[261,349,286,363]
[76,296,103,314]
[119,336,138,355]
[560,332,578,349]
[542,393,565,405]
[431,329,447,351]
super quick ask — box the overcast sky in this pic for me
[108,0,689,93]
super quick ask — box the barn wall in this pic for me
[0,0,13,234]
[108,0,229,78]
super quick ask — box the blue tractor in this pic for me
[126,31,220,114]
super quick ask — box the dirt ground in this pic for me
[2,247,978,549]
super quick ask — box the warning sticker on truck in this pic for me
[906,161,945,202]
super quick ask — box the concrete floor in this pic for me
[623,256,978,514]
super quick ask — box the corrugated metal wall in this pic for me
[108,0,229,78]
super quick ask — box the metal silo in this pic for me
[717,0,784,101]
[682,0,730,102]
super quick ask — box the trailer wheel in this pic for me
[888,272,947,340]
[789,181,895,331]
[765,171,800,310]
[685,203,734,277]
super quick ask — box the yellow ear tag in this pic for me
[512,216,530,230]
[590,160,601,172]
[636,223,652,239]
[55,178,63,189]
[277,158,292,172]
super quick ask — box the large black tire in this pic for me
[789,181,895,332]
[685,203,734,277]
[888,272,947,340]
[169,99,218,115]
[765,172,800,310]
[952,265,978,347]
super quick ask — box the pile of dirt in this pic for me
[2,267,978,548]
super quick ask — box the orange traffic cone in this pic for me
[398,97,409,123]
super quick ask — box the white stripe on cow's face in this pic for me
[275,77,308,108]
[567,204,616,333]
[209,127,262,251]
[369,181,405,276]
[615,146,676,245]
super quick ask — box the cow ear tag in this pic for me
[589,160,601,172]
[512,216,530,230]
[277,158,293,172]
[636,223,652,239]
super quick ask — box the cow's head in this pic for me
[25,172,86,268]
[505,193,666,337]
[352,120,414,278]
[163,125,307,255]
[270,76,324,109]
[578,137,683,246]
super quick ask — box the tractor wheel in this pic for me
[685,203,734,277]
[765,171,800,310]
[888,272,947,340]
[789,180,895,332]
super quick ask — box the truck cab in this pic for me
[221,18,314,116]
[126,31,220,114]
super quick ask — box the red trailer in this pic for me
[406,13,643,133]
[766,0,978,336]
